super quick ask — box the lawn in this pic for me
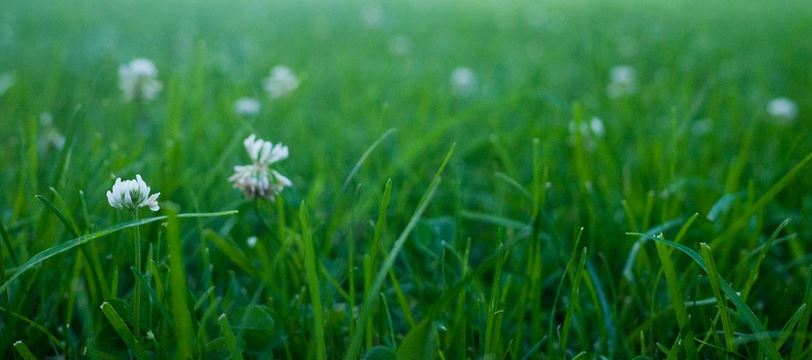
[1,0,811,358]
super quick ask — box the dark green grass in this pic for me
[1,0,812,358]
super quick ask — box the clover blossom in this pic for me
[606,65,637,98]
[450,67,477,96]
[118,58,163,102]
[229,134,292,201]
[106,174,160,212]
[263,66,299,99]
[234,97,261,116]
[768,97,798,123]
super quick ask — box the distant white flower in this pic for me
[0,72,14,97]
[234,97,261,116]
[589,117,605,137]
[360,3,384,28]
[118,58,163,102]
[106,174,160,212]
[568,116,604,151]
[767,97,798,122]
[606,65,637,98]
[388,35,412,56]
[38,112,66,151]
[229,134,292,201]
[450,67,477,96]
[263,66,299,99]
[246,236,258,248]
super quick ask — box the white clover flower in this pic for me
[360,3,384,28]
[450,67,477,96]
[229,134,292,201]
[263,66,299,99]
[234,97,261,116]
[243,133,289,164]
[606,65,637,98]
[118,58,163,102]
[38,112,65,151]
[589,117,605,137]
[106,174,160,212]
[246,236,258,248]
[568,117,604,151]
[767,97,798,122]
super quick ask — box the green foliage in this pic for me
[1,0,812,358]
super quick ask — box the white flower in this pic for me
[106,174,160,212]
[568,116,604,151]
[360,3,384,28]
[38,112,65,151]
[246,236,258,248]
[589,117,605,137]
[234,97,261,116]
[767,97,798,122]
[242,134,289,165]
[118,58,163,102]
[606,65,637,98]
[263,66,299,99]
[229,134,292,201]
[450,67,477,96]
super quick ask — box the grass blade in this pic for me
[166,208,195,358]
[629,232,781,359]
[13,340,37,360]
[100,302,148,360]
[0,218,20,266]
[299,202,327,360]
[791,264,812,359]
[37,192,80,236]
[561,246,588,355]
[396,319,438,360]
[0,210,238,294]
[655,239,698,359]
[713,151,812,245]
[342,128,397,192]
[777,303,805,349]
[741,220,790,301]
[218,314,244,360]
[344,144,454,360]
[699,243,736,353]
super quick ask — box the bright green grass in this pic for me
[1,0,812,358]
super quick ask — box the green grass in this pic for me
[1,0,812,358]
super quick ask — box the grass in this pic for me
[1,0,812,358]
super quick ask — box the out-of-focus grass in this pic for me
[1,0,811,358]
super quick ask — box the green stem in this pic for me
[132,209,142,338]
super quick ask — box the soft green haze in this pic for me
[1,0,811,358]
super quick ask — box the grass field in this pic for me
[1,0,812,358]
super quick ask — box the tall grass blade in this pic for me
[0,210,237,293]
[630,232,782,359]
[217,314,244,360]
[100,302,149,360]
[166,209,195,358]
[299,202,327,360]
[714,151,812,245]
[344,144,454,360]
[13,340,37,360]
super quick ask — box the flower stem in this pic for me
[132,209,142,338]
[253,199,280,240]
